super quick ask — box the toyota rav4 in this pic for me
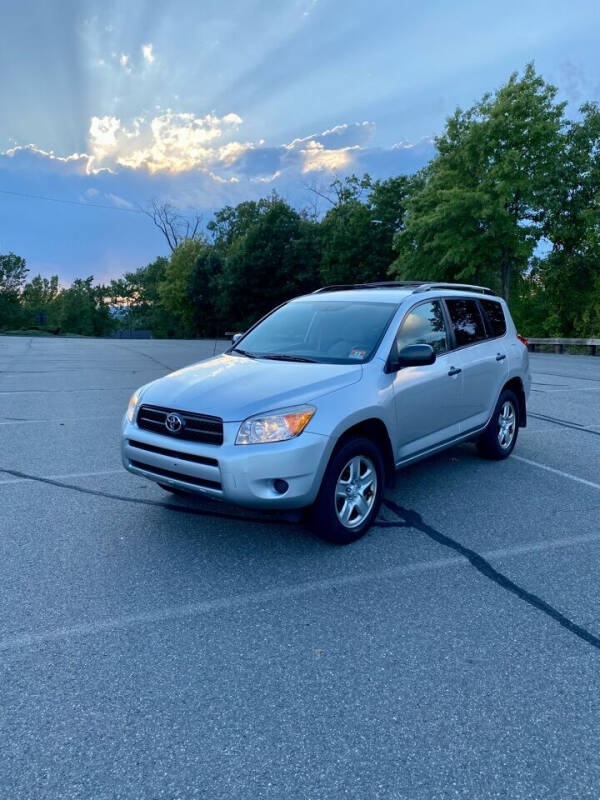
[122,282,530,543]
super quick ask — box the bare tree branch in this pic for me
[140,200,203,251]
[302,179,338,209]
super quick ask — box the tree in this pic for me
[158,239,208,336]
[57,277,114,336]
[207,196,278,250]
[188,247,225,336]
[108,257,183,336]
[0,252,28,295]
[532,103,600,335]
[0,252,29,329]
[142,200,203,252]
[219,200,320,329]
[318,174,415,285]
[21,274,60,329]
[391,64,566,300]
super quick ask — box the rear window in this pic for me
[445,299,487,347]
[480,299,507,337]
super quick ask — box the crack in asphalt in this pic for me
[3,461,599,651]
[382,498,600,653]
[0,466,396,530]
[529,411,600,437]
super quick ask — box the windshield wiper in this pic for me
[260,353,317,363]
[230,347,258,359]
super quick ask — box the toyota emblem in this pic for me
[165,412,185,434]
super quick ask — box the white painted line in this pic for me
[0,415,119,426]
[0,468,124,486]
[533,387,600,393]
[513,455,600,491]
[3,525,600,652]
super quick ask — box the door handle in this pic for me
[447,367,462,376]
[496,353,506,361]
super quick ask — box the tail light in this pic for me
[517,334,528,347]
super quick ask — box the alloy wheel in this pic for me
[334,455,377,529]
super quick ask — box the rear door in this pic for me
[391,299,465,460]
[444,297,509,433]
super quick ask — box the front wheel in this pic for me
[476,389,519,460]
[309,437,384,544]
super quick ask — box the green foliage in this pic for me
[20,275,60,329]
[219,199,320,330]
[392,64,566,300]
[531,103,600,336]
[0,252,29,329]
[319,174,415,285]
[158,239,208,336]
[0,252,28,295]
[56,277,114,336]
[3,64,600,339]
[108,257,183,337]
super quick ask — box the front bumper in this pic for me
[121,417,330,510]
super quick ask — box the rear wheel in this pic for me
[157,482,192,497]
[476,389,519,460]
[309,437,384,544]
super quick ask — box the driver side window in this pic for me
[396,301,449,354]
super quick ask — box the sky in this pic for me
[1,0,599,285]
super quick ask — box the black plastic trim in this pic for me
[129,461,222,491]
[128,440,219,467]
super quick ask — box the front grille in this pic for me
[137,404,223,445]
[130,460,222,491]
[128,439,219,467]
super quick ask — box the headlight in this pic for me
[125,391,140,423]
[235,404,316,445]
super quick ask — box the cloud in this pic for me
[119,53,131,73]
[81,113,383,177]
[2,144,92,175]
[141,43,155,64]
[286,121,376,151]
[0,121,435,285]
[1,116,435,215]
[86,111,246,173]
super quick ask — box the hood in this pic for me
[140,353,363,421]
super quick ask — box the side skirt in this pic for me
[394,425,486,470]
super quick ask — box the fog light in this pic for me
[273,479,289,495]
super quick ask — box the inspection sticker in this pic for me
[349,348,367,359]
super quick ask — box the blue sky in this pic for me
[1,0,599,285]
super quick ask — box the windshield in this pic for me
[231,300,398,364]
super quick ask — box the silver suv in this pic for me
[122,282,531,543]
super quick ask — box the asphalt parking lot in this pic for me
[1,335,600,799]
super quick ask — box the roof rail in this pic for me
[312,281,496,296]
[312,281,426,294]
[417,282,494,296]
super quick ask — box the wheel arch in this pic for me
[502,376,527,427]
[332,417,396,487]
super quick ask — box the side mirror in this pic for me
[387,343,436,372]
[231,333,243,345]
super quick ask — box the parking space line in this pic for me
[0,468,124,486]
[383,500,600,653]
[0,415,119,426]
[3,524,600,653]
[513,455,600,491]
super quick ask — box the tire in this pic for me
[476,389,519,460]
[309,436,384,545]
[157,482,192,497]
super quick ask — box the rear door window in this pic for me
[480,299,507,337]
[445,299,487,348]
